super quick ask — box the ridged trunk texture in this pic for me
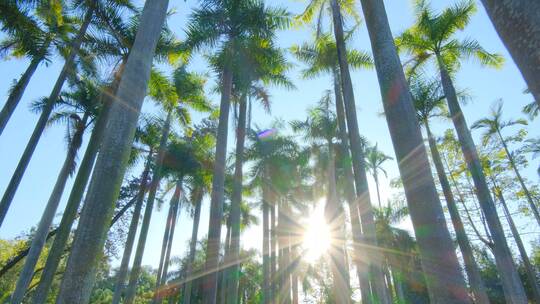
[329,0,389,302]
[183,187,203,304]
[111,155,152,304]
[332,71,372,304]
[359,0,471,302]
[0,6,94,228]
[10,113,88,304]
[493,182,540,303]
[226,95,247,304]
[480,0,540,104]
[262,179,270,304]
[55,0,169,302]
[438,61,527,304]
[425,124,489,304]
[124,111,172,304]
[202,65,233,304]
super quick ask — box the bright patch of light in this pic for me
[302,199,331,263]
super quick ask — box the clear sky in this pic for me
[0,0,538,270]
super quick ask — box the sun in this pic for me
[302,201,331,263]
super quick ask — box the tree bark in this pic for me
[202,64,233,304]
[183,187,203,304]
[10,112,88,304]
[497,130,540,227]
[480,0,540,104]
[332,70,372,304]
[55,0,169,301]
[262,177,270,304]
[111,154,152,304]
[425,123,490,304]
[492,180,540,303]
[270,197,277,302]
[0,53,44,136]
[124,111,172,304]
[325,139,351,304]
[226,94,247,304]
[0,5,94,228]
[438,60,527,304]
[329,1,390,302]
[156,181,181,303]
[359,0,471,302]
[155,196,176,298]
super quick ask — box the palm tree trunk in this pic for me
[0,5,94,228]
[0,52,45,136]
[270,199,277,302]
[328,2,389,303]
[358,0,471,302]
[156,181,181,303]
[54,0,169,300]
[374,173,382,208]
[496,130,540,226]
[9,113,88,304]
[203,64,233,304]
[325,140,351,304]
[125,111,172,304]
[425,123,490,304]
[226,93,247,304]
[219,222,231,304]
[292,270,299,304]
[155,198,176,297]
[111,154,152,304]
[437,59,527,304]
[33,60,124,302]
[183,187,203,304]
[332,70,372,304]
[262,178,270,304]
[492,180,540,303]
[479,0,540,104]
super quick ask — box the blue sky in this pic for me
[0,0,538,270]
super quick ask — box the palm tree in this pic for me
[182,1,290,301]
[0,0,72,135]
[358,0,471,302]
[297,0,390,298]
[479,0,540,105]
[291,33,374,303]
[0,1,95,228]
[412,77,490,303]
[471,101,540,227]
[396,1,528,302]
[291,99,351,303]
[54,0,171,302]
[365,144,393,208]
[9,77,101,304]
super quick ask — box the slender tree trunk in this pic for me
[374,174,382,208]
[270,199,277,302]
[325,140,351,304]
[226,94,247,304]
[183,187,203,304]
[332,71,372,304]
[155,198,175,297]
[437,59,527,304]
[0,5,94,228]
[55,1,169,301]
[358,0,471,302]
[111,154,152,304]
[219,222,231,304]
[425,124,490,304]
[479,0,540,104]
[492,180,540,303]
[156,181,181,303]
[262,178,270,304]
[9,113,88,304]
[497,130,540,226]
[329,1,389,302]
[124,111,172,304]
[203,64,233,304]
[292,270,298,304]
[0,53,44,136]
